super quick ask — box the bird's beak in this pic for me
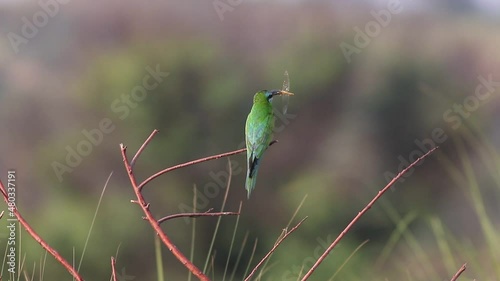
[275,90,294,96]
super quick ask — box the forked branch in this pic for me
[121,143,210,281]
[120,129,243,281]
[245,217,308,281]
[138,147,246,191]
[301,147,439,280]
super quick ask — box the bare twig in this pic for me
[245,217,308,281]
[450,263,467,281]
[131,129,159,167]
[301,147,439,280]
[0,210,4,219]
[110,257,118,281]
[121,143,210,281]
[138,148,246,191]
[158,211,239,224]
[0,181,84,281]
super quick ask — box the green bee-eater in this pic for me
[245,89,294,198]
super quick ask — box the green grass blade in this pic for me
[328,239,369,281]
[376,211,418,268]
[78,171,113,272]
[188,185,198,281]
[19,223,23,281]
[454,134,500,277]
[286,194,308,229]
[429,216,456,274]
[258,194,308,278]
[377,196,437,278]
[295,264,305,281]
[223,201,243,281]
[2,232,9,277]
[203,159,233,275]
[243,238,258,280]
[255,261,278,280]
[229,231,249,281]
[40,250,47,281]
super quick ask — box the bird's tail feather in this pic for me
[245,169,259,199]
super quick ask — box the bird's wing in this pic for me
[246,114,274,160]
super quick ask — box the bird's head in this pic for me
[254,89,294,103]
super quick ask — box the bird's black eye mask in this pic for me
[268,90,281,100]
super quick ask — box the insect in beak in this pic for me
[272,90,294,96]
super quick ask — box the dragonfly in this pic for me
[281,70,290,114]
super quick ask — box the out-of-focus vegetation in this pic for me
[1,1,500,280]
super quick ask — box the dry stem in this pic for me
[244,217,308,281]
[450,263,467,281]
[121,143,210,281]
[120,129,243,281]
[111,257,118,281]
[138,148,246,191]
[158,211,239,224]
[301,146,439,280]
[0,181,84,281]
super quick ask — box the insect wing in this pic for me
[282,70,290,114]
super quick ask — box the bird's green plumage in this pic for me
[245,90,276,198]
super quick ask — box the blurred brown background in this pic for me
[1,0,500,280]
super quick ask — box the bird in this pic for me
[245,89,294,198]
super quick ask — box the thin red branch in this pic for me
[0,180,84,281]
[450,263,467,281]
[245,217,308,281]
[120,144,210,281]
[301,146,439,280]
[111,257,118,281]
[131,129,159,167]
[158,211,239,224]
[138,148,246,191]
